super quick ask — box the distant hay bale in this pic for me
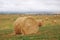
[45,17,48,20]
[37,19,43,27]
[14,16,39,35]
[52,20,57,24]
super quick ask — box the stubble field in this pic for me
[0,14,60,40]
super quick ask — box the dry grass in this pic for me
[0,14,60,40]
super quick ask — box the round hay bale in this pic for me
[14,16,39,35]
[37,19,43,27]
[52,20,57,24]
[45,17,48,20]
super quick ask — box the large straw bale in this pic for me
[14,16,39,35]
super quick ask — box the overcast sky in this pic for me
[0,0,60,13]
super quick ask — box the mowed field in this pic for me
[0,14,60,40]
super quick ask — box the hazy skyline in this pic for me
[0,0,60,13]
